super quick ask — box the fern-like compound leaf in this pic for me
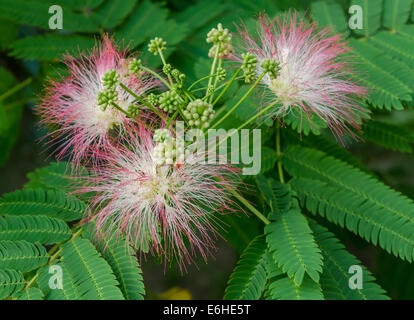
[0,215,71,245]
[0,240,48,272]
[0,268,25,299]
[265,201,323,286]
[264,253,324,300]
[224,235,267,300]
[60,238,124,300]
[0,189,86,221]
[285,146,414,261]
[310,220,389,300]
[84,224,145,300]
[362,120,414,153]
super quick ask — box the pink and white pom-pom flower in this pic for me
[81,125,239,268]
[38,35,159,167]
[236,12,369,139]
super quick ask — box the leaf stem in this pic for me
[0,78,32,102]
[139,66,171,89]
[226,187,270,225]
[276,122,285,183]
[23,228,83,291]
[118,82,164,119]
[205,43,221,101]
[211,72,265,129]
[212,67,241,106]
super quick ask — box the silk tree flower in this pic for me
[37,35,159,167]
[235,12,369,139]
[81,125,239,267]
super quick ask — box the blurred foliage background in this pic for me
[1,0,414,299]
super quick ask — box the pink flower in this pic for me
[236,12,369,139]
[81,125,239,268]
[37,35,159,167]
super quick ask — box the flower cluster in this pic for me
[235,12,369,139]
[38,36,159,166]
[37,11,368,268]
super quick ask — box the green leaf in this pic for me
[265,201,323,285]
[0,18,18,51]
[310,220,389,300]
[15,287,44,300]
[176,0,229,30]
[362,120,414,152]
[37,263,80,300]
[59,238,124,300]
[282,128,366,170]
[0,215,71,245]
[0,268,24,299]
[91,0,137,29]
[264,253,324,300]
[255,176,291,214]
[382,0,413,30]
[224,236,267,300]
[0,67,23,166]
[84,224,145,300]
[369,31,414,69]
[10,34,96,61]
[0,240,48,272]
[0,189,86,221]
[349,38,412,110]
[0,0,98,32]
[311,1,349,36]
[24,161,88,192]
[260,147,278,174]
[284,146,414,261]
[116,0,168,48]
[350,0,383,37]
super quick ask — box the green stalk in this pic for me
[24,227,83,290]
[187,72,222,91]
[216,101,278,147]
[211,72,266,129]
[205,43,221,101]
[226,187,270,225]
[276,122,285,183]
[118,82,164,119]
[0,78,32,102]
[212,67,241,106]
[157,48,173,85]
[209,58,222,103]
[139,66,171,89]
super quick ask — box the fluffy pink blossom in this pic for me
[81,125,239,268]
[37,36,159,167]
[236,12,369,139]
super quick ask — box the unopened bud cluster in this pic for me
[128,58,142,74]
[152,130,187,165]
[241,53,257,83]
[148,37,167,55]
[217,67,226,81]
[183,99,215,129]
[159,89,181,113]
[260,58,280,79]
[207,23,233,58]
[97,69,121,111]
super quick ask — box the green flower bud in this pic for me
[97,88,118,111]
[148,37,167,55]
[129,58,142,74]
[102,69,119,89]
[184,99,215,129]
[260,58,280,79]
[159,89,181,113]
[241,53,257,83]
